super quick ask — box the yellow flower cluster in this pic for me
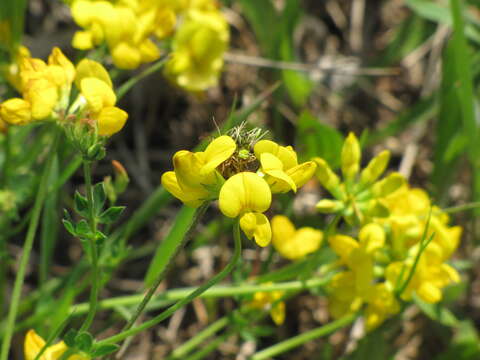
[162,131,317,246]
[248,284,285,325]
[311,133,462,330]
[24,330,88,360]
[0,47,127,136]
[70,0,229,91]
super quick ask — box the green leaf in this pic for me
[75,220,90,238]
[414,296,459,327]
[74,191,88,217]
[98,206,125,224]
[93,183,106,215]
[62,219,77,237]
[90,344,119,357]
[296,110,344,167]
[75,332,93,352]
[145,205,197,286]
[63,329,78,348]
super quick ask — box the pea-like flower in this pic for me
[74,59,128,136]
[254,140,317,194]
[0,47,75,125]
[24,329,89,360]
[162,127,317,247]
[161,135,236,207]
[271,215,323,260]
[219,172,272,246]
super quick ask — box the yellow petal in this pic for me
[161,171,205,207]
[173,151,210,190]
[254,140,297,170]
[48,47,75,84]
[285,161,316,189]
[24,330,45,360]
[200,135,236,175]
[111,42,141,70]
[219,172,271,218]
[72,30,94,50]
[0,98,31,125]
[97,106,128,136]
[271,215,296,244]
[358,223,385,253]
[417,281,442,303]
[25,79,58,120]
[75,59,112,89]
[139,38,161,63]
[240,212,271,247]
[270,301,286,325]
[71,0,96,27]
[328,234,359,262]
[80,77,116,113]
[260,153,296,193]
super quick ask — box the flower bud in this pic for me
[316,199,343,213]
[313,157,341,194]
[372,172,405,198]
[0,98,32,125]
[360,150,390,186]
[341,132,361,180]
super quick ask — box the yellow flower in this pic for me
[165,9,229,91]
[329,223,385,292]
[363,283,400,331]
[219,172,272,246]
[162,135,236,207]
[249,284,285,325]
[0,98,32,125]
[271,215,323,260]
[24,329,89,360]
[74,59,128,136]
[254,140,317,194]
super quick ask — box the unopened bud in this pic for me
[341,132,361,180]
[313,157,340,194]
[316,199,343,213]
[0,98,32,125]
[360,150,390,186]
[112,160,129,194]
[373,172,405,198]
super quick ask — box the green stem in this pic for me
[442,201,480,214]
[169,317,230,359]
[121,203,209,334]
[1,128,11,188]
[93,220,243,349]
[71,277,332,315]
[0,126,60,360]
[251,313,357,360]
[79,161,100,332]
[116,57,169,99]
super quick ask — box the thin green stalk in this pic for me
[1,128,11,188]
[93,220,243,349]
[116,56,169,99]
[169,317,230,359]
[251,313,357,360]
[72,277,332,315]
[79,161,100,332]
[121,203,209,333]
[443,201,480,214]
[0,126,60,360]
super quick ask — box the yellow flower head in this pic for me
[271,215,323,260]
[254,140,317,194]
[24,330,89,360]
[219,172,272,246]
[314,134,405,225]
[165,8,229,91]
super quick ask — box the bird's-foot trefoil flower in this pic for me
[24,330,89,360]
